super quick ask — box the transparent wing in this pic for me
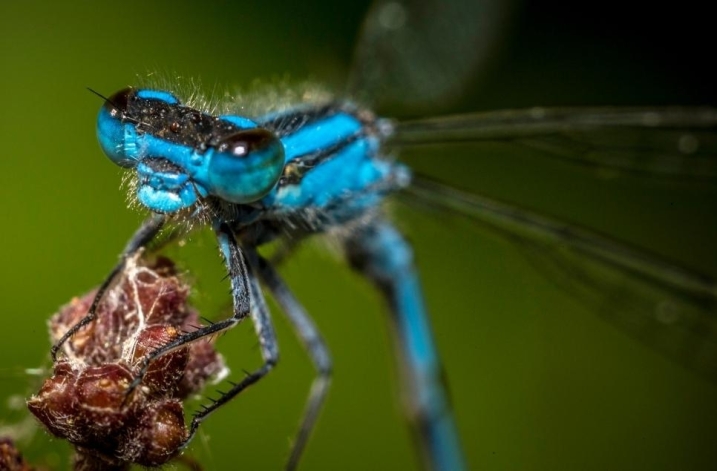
[400,175,717,380]
[347,0,516,115]
[389,107,717,179]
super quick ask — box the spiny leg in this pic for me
[184,246,279,444]
[51,213,166,360]
[127,221,254,392]
[344,221,466,471]
[254,254,332,471]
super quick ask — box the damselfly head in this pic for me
[95,87,285,214]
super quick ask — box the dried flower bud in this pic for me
[132,325,189,396]
[0,437,36,471]
[27,255,226,470]
[117,398,186,467]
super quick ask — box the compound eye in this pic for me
[103,87,133,119]
[97,87,137,167]
[208,128,285,204]
[217,128,277,156]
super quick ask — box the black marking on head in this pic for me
[114,89,255,152]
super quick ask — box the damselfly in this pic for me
[43,2,717,469]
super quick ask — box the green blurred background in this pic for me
[1,1,716,470]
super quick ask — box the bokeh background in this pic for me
[1,1,716,470]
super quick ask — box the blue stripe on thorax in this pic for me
[278,112,363,163]
[257,108,398,215]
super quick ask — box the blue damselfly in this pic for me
[1,0,716,471]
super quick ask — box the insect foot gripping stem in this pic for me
[27,256,227,471]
